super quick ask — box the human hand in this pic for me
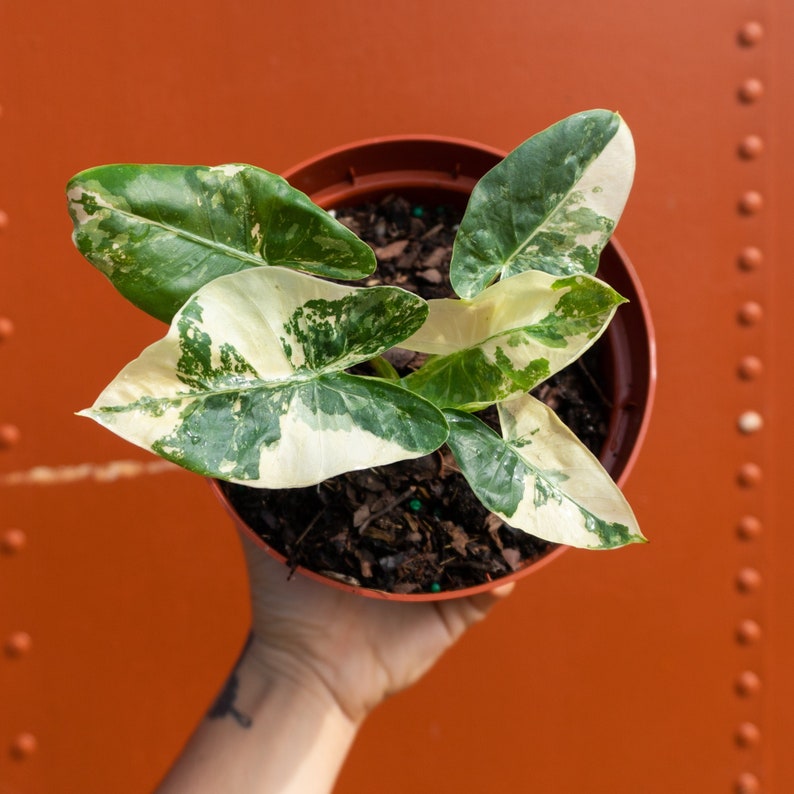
[237,528,515,726]
[156,528,513,794]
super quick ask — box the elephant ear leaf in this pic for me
[450,109,635,298]
[67,163,376,322]
[78,267,448,488]
[443,395,644,549]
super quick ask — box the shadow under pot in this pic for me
[211,135,657,601]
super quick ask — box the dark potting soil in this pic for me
[221,196,612,595]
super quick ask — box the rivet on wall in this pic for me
[736,515,763,541]
[0,527,26,554]
[0,423,21,450]
[737,462,762,488]
[737,355,763,380]
[737,411,763,434]
[738,20,764,47]
[738,78,764,103]
[736,721,762,748]
[0,317,14,341]
[736,619,762,646]
[738,135,765,160]
[738,190,764,215]
[737,301,763,326]
[735,771,762,794]
[738,246,763,271]
[736,670,762,697]
[736,567,762,594]
[4,631,33,658]
[9,732,37,761]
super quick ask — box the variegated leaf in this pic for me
[78,267,448,487]
[444,399,644,549]
[400,270,625,411]
[450,110,635,298]
[67,163,376,322]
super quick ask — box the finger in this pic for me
[488,581,516,599]
[466,581,516,613]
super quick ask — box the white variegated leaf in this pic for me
[400,270,625,410]
[67,163,377,322]
[78,267,448,487]
[445,398,644,549]
[450,110,635,298]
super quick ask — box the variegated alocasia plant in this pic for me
[68,109,645,551]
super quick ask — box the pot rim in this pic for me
[215,133,656,601]
[282,134,509,208]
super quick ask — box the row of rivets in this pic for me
[0,188,16,446]
[1,527,33,760]
[0,99,14,445]
[0,99,11,352]
[734,20,764,794]
[0,99,36,764]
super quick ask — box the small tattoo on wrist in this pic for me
[209,672,253,728]
[208,633,253,728]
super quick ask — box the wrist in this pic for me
[243,631,367,728]
[158,633,360,794]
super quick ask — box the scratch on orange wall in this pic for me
[0,459,182,486]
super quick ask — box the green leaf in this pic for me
[400,270,625,410]
[78,267,448,487]
[67,163,377,322]
[444,399,644,549]
[450,110,635,298]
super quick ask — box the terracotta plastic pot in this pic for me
[212,135,657,601]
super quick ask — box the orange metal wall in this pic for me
[1,1,791,791]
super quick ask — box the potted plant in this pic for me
[66,109,654,600]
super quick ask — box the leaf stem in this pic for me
[368,356,401,381]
